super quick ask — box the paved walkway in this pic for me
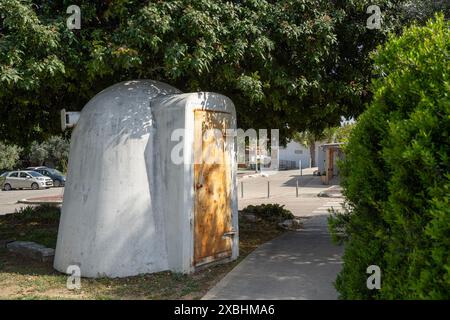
[237,168,336,211]
[203,214,343,300]
[204,170,344,300]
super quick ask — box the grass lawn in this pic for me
[0,205,285,299]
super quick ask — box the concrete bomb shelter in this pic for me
[54,80,239,278]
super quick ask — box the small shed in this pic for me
[317,143,344,185]
[54,80,239,278]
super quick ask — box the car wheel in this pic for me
[31,182,39,190]
[3,183,11,191]
[54,180,61,187]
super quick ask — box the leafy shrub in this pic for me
[13,205,61,224]
[329,15,450,299]
[241,204,294,222]
[0,141,22,170]
[334,123,355,144]
[45,136,69,163]
[29,141,48,165]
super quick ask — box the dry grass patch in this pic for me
[0,206,285,299]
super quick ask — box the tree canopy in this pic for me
[1,0,447,147]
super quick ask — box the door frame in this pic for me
[172,93,239,274]
[192,109,234,267]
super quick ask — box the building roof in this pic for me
[319,142,344,150]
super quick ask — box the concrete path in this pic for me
[203,214,343,300]
[204,170,344,300]
[237,168,335,211]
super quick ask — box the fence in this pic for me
[278,160,298,170]
[240,179,303,199]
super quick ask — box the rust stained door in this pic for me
[327,148,334,179]
[193,110,233,266]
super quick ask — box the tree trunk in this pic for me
[309,142,316,167]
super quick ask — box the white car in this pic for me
[1,170,53,191]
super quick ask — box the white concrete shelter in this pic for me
[54,80,239,278]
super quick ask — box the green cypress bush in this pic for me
[329,14,450,299]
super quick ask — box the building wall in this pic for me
[54,81,179,278]
[317,144,344,176]
[317,147,326,173]
[278,141,321,168]
[153,92,239,273]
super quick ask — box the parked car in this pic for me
[0,171,9,188]
[1,170,53,190]
[26,166,66,187]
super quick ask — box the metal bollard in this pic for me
[296,179,299,198]
[241,181,244,198]
[267,180,270,198]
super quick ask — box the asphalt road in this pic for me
[0,187,64,215]
[237,168,339,216]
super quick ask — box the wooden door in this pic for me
[327,148,334,180]
[193,110,233,266]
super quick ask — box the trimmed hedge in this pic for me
[329,14,450,299]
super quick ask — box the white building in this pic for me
[317,142,344,184]
[276,140,321,169]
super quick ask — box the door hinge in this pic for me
[222,230,237,239]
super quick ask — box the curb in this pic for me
[317,193,344,198]
[238,173,261,179]
[238,171,279,179]
[7,241,55,262]
[17,199,62,205]
[317,185,344,198]
[0,239,15,248]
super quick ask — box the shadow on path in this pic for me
[203,214,343,300]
